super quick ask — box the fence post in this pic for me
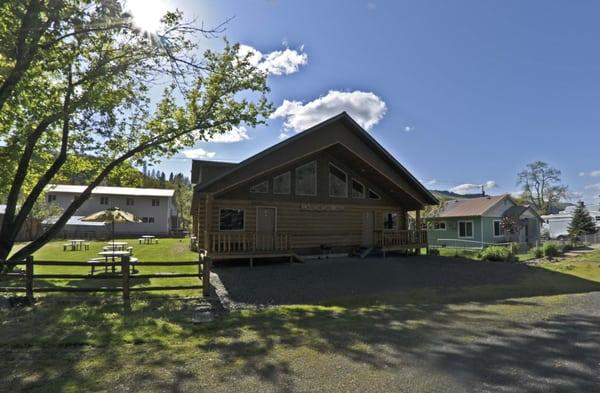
[202,256,212,297]
[25,255,34,303]
[198,251,203,285]
[122,255,130,306]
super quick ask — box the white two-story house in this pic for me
[46,185,177,238]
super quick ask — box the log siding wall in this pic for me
[193,196,407,254]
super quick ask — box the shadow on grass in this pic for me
[2,256,600,391]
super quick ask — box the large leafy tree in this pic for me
[0,0,272,262]
[517,161,568,215]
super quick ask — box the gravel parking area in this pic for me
[213,255,558,306]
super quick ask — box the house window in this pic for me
[329,163,347,197]
[351,179,365,198]
[250,180,268,194]
[273,172,291,195]
[142,217,155,223]
[493,220,504,237]
[368,189,381,200]
[295,161,317,196]
[100,196,109,205]
[433,222,446,231]
[152,198,160,206]
[219,208,245,231]
[126,198,134,206]
[47,194,56,203]
[458,221,474,238]
[595,216,600,222]
[383,212,399,230]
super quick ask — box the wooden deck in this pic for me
[374,230,428,256]
[199,229,427,263]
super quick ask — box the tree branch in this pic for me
[8,68,74,247]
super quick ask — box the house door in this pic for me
[361,211,374,247]
[256,207,277,250]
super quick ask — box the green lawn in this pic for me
[5,238,203,297]
[2,246,600,391]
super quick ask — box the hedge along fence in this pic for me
[0,253,212,305]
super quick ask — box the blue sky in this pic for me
[133,0,600,203]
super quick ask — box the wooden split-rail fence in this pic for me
[0,253,212,304]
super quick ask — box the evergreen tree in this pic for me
[568,203,597,240]
[169,172,174,183]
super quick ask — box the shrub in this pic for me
[543,243,560,258]
[532,246,544,259]
[560,243,574,253]
[429,248,440,256]
[480,246,513,262]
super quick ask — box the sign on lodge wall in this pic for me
[300,203,345,212]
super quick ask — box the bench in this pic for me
[87,258,108,275]
[88,257,139,274]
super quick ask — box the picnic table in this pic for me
[63,239,88,251]
[90,250,138,274]
[139,235,158,244]
[105,241,128,251]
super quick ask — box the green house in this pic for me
[426,194,542,249]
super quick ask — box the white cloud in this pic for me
[404,125,413,132]
[579,170,600,177]
[420,179,437,187]
[584,183,600,191]
[569,191,584,199]
[206,126,250,143]
[182,148,216,159]
[239,44,308,76]
[450,181,497,195]
[271,90,387,133]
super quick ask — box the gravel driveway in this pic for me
[211,255,585,307]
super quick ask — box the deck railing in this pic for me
[374,230,428,248]
[205,231,291,254]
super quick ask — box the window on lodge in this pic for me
[273,172,291,194]
[250,180,269,194]
[351,179,365,199]
[295,161,317,196]
[329,163,348,197]
[219,208,245,231]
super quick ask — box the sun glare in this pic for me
[126,0,170,33]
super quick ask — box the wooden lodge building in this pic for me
[191,112,438,262]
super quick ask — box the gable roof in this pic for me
[48,185,175,198]
[434,194,511,218]
[194,112,438,206]
[504,205,542,220]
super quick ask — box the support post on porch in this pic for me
[415,209,422,255]
[204,193,213,252]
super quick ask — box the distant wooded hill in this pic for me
[429,190,485,201]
